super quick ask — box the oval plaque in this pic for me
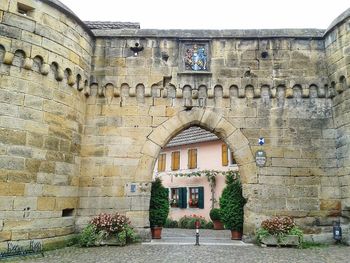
[255,150,266,167]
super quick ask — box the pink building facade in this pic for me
[153,126,238,221]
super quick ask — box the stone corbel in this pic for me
[67,75,75,86]
[223,89,230,98]
[335,82,344,93]
[129,87,136,97]
[254,87,261,98]
[285,87,293,98]
[84,85,91,97]
[302,85,309,98]
[3,52,14,65]
[207,88,214,99]
[113,86,120,97]
[97,85,105,97]
[145,87,152,97]
[23,58,33,70]
[56,67,64,81]
[40,63,50,75]
[176,88,183,98]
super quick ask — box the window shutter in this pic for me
[178,187,187,208]
[222,144,228,166]
[188,149,197,169]
[198,187,204,209]
[158,154,166,172]
[171,151,180,171]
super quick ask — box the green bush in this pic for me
[219,172,246,231]
[149,178,170,227]
[117,225,139,246]
[209,208,221,221]
[164,218,178,228]
[178,215,209,229]
[79,224,106,247]
[205,221,214,229]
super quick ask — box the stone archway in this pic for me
[136,107,257,235]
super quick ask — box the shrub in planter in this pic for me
[209,208,221,221]
[219,171,246,239]
[210,208,224,230]
[256,216,303,247]
[79,213,138,247]
[79,224,106,247]
[149,178,169,238]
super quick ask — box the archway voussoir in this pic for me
[141,139,161,159]
[239,162,258,185]
[177,108,205,127]
[234,145,255,165]
[136,154,157,182]
[147,125,171,147]
[227,129,250,152]
[200,108,223,131]
[214,117,237,139]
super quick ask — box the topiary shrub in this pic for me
[219,171,246,231]
[149,178,169,227]
[209,208,221,221]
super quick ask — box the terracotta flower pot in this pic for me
[151,226,162,239]
[231,230,242,240]
[213,220,224,230]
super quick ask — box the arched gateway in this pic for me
[0,0,350,247]
[136,108,257,236]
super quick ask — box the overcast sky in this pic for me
[59,0,349,30]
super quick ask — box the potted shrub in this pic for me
[256,216,303,247]
[209,208,224,230]
[149,178,169,239]
[219,171,246,240]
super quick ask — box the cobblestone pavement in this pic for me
[7,229,350,263]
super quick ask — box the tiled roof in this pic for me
[84,21,140,30]
[166,126,219,148]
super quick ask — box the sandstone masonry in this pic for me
[0,0,350,246]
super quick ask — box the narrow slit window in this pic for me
[17,3,34,17]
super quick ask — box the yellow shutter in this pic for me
[172,151,180,171]
[158,154,166,172]
[222,144,228,166]
[188,149,197,169]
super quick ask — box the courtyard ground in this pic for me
[6,229,350,263]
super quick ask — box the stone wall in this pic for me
[0,0,349,245]
[80,33,339,236]
[325,11,350,221]
[0,0,93,246]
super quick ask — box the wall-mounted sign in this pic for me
[255,150,266,167]
[258,137,265,146]
[130,184,137,193]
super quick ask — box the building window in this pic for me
[17,3,34,17]
[157,153,166,172]
[170,188,179,207]
[188,187,204,209]
[188,149,197,169]
[171,151,180,171]
[222,144,236,166]
[229,149,237,165]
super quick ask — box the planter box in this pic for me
[261,235,300,247]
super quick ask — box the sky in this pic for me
[59,0,350,30]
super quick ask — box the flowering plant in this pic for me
[78,212,139,246]
[256,216,303,247]
[90,213,131,234]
